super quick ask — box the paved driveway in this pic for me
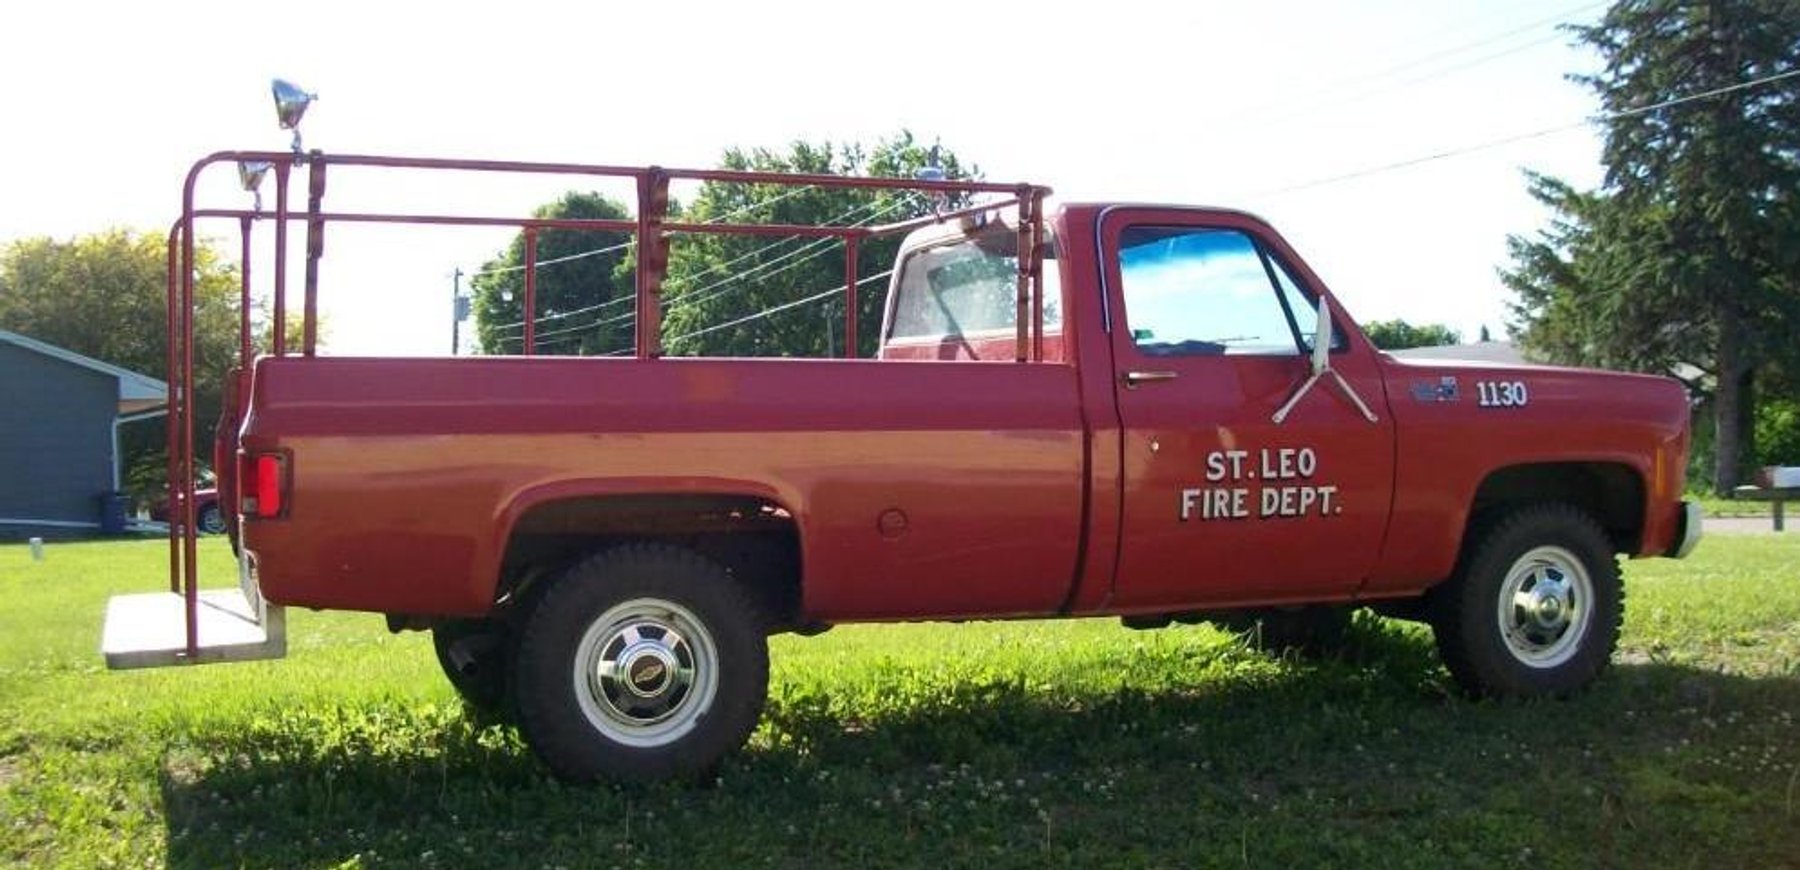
[1704,516,1787,535]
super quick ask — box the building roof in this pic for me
[0,329,168,415]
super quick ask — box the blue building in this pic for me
[0,329,167,538]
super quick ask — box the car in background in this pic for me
[149,487,225,535]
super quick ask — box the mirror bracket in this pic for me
[1271,295,1379,425]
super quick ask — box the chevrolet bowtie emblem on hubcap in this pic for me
[628,657,668,694]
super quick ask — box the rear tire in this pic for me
[1430,503,1623,698]
[512,543,769,783]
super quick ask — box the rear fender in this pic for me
[488,476,805,605]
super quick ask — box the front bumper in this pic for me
[1664,500,1703,559]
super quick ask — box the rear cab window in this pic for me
[882,220,1062,361]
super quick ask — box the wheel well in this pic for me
[496,493,802,630]
[1469,462,1645,553]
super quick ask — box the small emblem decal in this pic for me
[1410,377,1459,403]
[629,658,667,692]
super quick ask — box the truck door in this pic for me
[1100,208,1395,609]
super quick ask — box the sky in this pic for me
[0,0,1612,356]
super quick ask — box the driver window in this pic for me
[1117,226,1310,357]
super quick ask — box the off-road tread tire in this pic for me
[512,543,769,783]
[432,619,513,720]
[1430,502,1623,699]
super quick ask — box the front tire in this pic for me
[512,544,769,783]
[1430,504,1623,698]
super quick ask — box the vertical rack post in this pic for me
[842,235,859,358]
[179,211,199,658]
[522,228,538,355]
[634,169,669,359]
[272,162,291,357]
[302,152,327,357]
[1014,188,1033,364]
[238,216,254,369]
[1029,188,1046,363]
[164,222,182,595]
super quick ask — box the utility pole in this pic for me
[450,267,464,355]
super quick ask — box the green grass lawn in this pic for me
[2,537,1797,869]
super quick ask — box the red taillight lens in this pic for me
[239,452,286,518]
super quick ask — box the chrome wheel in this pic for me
[1495,545,1592,668]
[572,597,719,748]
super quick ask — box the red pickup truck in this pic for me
[106,150,1701,784]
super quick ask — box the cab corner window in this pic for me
[1117,226,1319,358]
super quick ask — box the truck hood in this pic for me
[1377,353,1691,482]
[1381,351,1680,384]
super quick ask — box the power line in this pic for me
[468,181,821,278]
[1256,67,1800,197]
[662,198,912,312]
[1249,28,1574,130]
[524,196,912,345]
[664,269,895,348]
[535,267,898,355]
[665,198,904,296]
[490,195,893,334]
[518,205,888,343]
[472,239,634,277]
[1355,0,1605,82]
[526,230,860,344]
[1222,0,1607,129]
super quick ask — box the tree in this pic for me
[467,134,978,359]
[470,192,638,356]
[1502,0,1800,493]
[1362,319,1461,351]
[0,229,244,501]
[661,132,975,358]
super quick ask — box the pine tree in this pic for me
[1503,0,1800,493]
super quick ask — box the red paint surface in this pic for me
[224,193,1691,625]
[243,358,1087,619]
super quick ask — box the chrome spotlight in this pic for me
[237,160,272,211]
[271,79,317,154]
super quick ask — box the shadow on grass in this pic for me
[159,623,1800,869]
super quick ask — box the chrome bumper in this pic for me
[1665,500,1703,559]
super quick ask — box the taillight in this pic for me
[239,452,288,519]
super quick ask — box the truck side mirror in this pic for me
[1272,293,1378,424]
[1311,296,1332,376]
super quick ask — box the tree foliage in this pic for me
[469,133,977,359]
[0,229,246,500]
[1362,319,1461,351]
[1502,0,1800,492]
[470,192,637,355]
[662,132,974,358]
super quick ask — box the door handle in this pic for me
[1122,370,1179,388]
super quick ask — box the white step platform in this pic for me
[102,589,286,669]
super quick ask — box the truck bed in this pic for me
[239,356,1090,621]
